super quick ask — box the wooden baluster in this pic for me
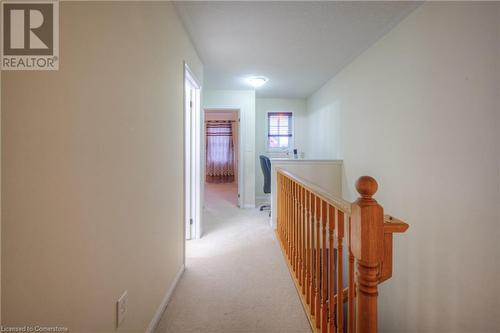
[286,178,289,257]
[278,174,282,241]
[297,184,302,286]
[328,205,337,333]
[295,182,299,274]
[278,174,281,239]
[298,184,302,281]
[336,210,344,333]
[301,187,306,294]
[285,177,289,257]
[281,175,284,243]
[310,192,316,316]
[348,216,355,333]
[351,176,384,333]
[282,175,285,243]
[298,185,302,284]
[292,182,297,277]
[295,182,299,275]
[276,174,279,238]
[290,180,292,255]
[282,176,285,251]
[288,178,292,260]
[315,196,321,328]
[291,181,295,271]
[280,175,283,245]
[306,189,311,305]
[283,177,286,253]
[281,176,287,254]
[290,179,293,260]
[321,200,328,333]
[290,179,293,261]
[287,177,290,257]
[281,175,285,243]
[298,184,303,286]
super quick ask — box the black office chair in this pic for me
[259,155,271,212]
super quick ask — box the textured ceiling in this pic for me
[175,1,420,98]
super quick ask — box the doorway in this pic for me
[184,64,201,241]
[204,109,241,208]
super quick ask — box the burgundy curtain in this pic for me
[206,122,235,183]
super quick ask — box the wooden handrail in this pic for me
[379,215,409,283]
[277,168,352,214]
[384,215,409,233]
[276,170,409,333]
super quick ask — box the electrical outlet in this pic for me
[116,291,128,328]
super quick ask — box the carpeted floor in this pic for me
[155,182,311,333]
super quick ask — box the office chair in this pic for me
[259,155,271,213]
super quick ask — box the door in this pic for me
[184,65,201,240]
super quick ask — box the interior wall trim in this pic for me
[145,264,185,333]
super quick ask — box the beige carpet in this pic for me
[155,182,311,333]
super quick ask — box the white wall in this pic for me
[1,2,202,332]
[203,90,256,207]
[255,98,307,202]
[305,2,500,332]
[306,97,341,160]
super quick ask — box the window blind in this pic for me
[268,112,292,138]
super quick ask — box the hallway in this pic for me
[155,183,310,333]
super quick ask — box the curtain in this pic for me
[206,122,235,183]
[231,121,238,181]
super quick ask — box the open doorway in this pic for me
[184,64,201,241]
[204,109,241,209]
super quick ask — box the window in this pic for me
[268,112,292,149]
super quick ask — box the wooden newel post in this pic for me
[351,176,384,333]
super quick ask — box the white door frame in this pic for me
[204,108,243,209]
[184,63,202,242]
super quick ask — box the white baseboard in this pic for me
[145,264,185,333]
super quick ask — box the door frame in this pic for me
[184,63,202,243]
[204,108,243,209]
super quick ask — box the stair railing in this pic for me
[276,168,408,333]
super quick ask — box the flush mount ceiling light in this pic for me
[246,76,268,88]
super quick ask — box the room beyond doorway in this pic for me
[204,109,241,208]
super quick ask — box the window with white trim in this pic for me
[267,112,292,150]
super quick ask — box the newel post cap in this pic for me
[355,176,378,199]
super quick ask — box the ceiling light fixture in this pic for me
[246,76,268,88]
